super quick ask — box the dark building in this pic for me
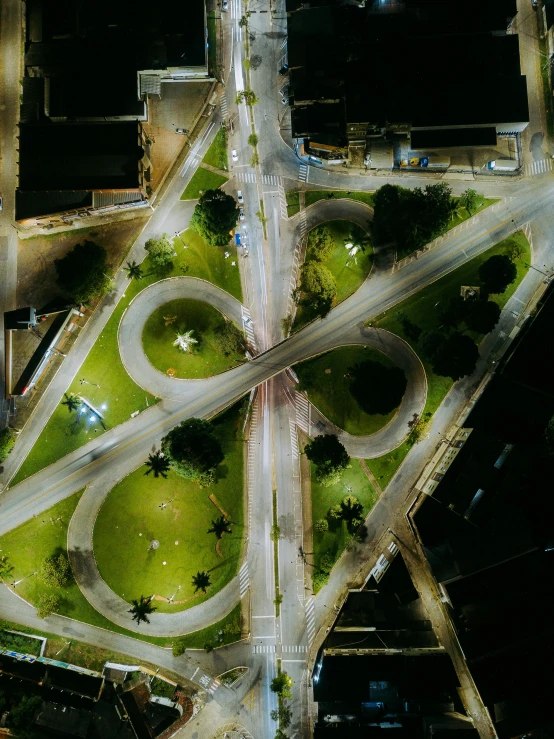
[285,0,528,166]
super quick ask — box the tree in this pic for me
[0,554,13,582]
[172,638,187,656]
[478,254,517,294]
[271,704,292,729]
[161,418,224,486]
[349,361,407,415]
[448,198,465,222]
[207,515,232,540]
[270,671,293,697]
[38,553,71,587]
[5,694,42,730]
[313,571,330,592]
[37,593,59,619]
[0,427,15,463]
[437,296,466,327]
[417,329,447,363]
[192,570,211,593]
[248,133,259,146]
[190,189,240,246]
[213,321,247,356]
[129,595,156,625]
[145,234,174,272]
[314,519,329,533]
[307,225,335,262]
[465,300,501,334]
[340,494,364,523]
[329,504,343,520]
[319,553,334,575]
[250,151,259,167]
[305,434,350,487]
[61,392,82,414]
[125,260,143,280]
[55,241,112,304]
[397,311,422,341]
[144,450,170,479]
[301,262,337,310]
[433,332,479,380]
[173,330,198,353]
[459,188,481,215]
[236,89,259,106]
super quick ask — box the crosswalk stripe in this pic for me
[239,562,249,598]
[282,645,308,653]
[237,171,257,183]
[306,597,316,644]
[525,158,553,176]
[261,174,281,185]
[220,95,228,118]
[295,392,309,433]
[298,164,309,183]
[253,645,276,653]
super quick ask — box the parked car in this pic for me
[232,149,239,162]
[533,0,538,8]
[281,96,289,105]
[278,64,289,76]
[175,128,188,135]
[279,84,289,97]
[237,190,244,204]
[239,207,245,221]
[0,196,3,211]
[222,0,228,10]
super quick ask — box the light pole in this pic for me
[159,498,174,510]
[168,585,181,604]
[174,232,187,248]
[80,378,100,388]
[11,571,37,588]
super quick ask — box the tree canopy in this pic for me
[190,189,240,246]
[478,254,517,294]
[307,225,335,261]
[0,427,15,463]
[129,595,156,625]
[145,234,174,272]
[300,262,337,310]
[545,415,554,456]
[38,553,71,587]
[55,241,112,304]
[161,418,224,486]
[349,360,407,415]
[37,593,60,619]
[373,183,454,255]
[305,434,350,487]
[437,296,466,327]
[465,300,501,334]
[459,188,482,215]
[213,320,247,356]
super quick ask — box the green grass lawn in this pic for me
[305,190,375,209]
[181,168,228,200]
[294,346,400,435]
[12,231,242,486]
[142,299,245,379]
[294,219,373,330]
[311,460,378,571]
[93,401,245,614]
[365,231,531,488]
[202,128,228,172]
[286,190,300,217]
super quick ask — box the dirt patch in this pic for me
[17,218,149,309]
[142,125,186,194]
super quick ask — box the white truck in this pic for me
[487,159,518,172]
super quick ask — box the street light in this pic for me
[168,585,181,604]
[80,378,100,388]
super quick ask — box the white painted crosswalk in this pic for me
[306,597,316,644]
[282,645,308,653]
[261,174,281,185]
[295,392,310,434]
[239,562,249,598]
[236,171,257,183]
[279,183,288,220]
[298,164,309,183]
[253,645,276,653]
[525,158,553,177]
[242,308,256,349]
[299,210,308,239]
[220,95,228,118]
[207,678,221,695]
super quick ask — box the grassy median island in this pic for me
[181,129,229,200]
[365,231,531,488]
[294,346,404,436]
[142,299,245,379]
[310,460,378,593]
[12,230,242,486]
[293,220,373,330]
[93,401,245,614]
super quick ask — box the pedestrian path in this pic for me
[295,392,310,434]
[239,563,249,598]
[298,164,309,183]
[236,171,257,183]
[261,174,281,185]
[305,598,316,644]
[525,158,553,177]
[253,644,276,653]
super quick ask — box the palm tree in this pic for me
[207,515,232,540]
[128,595,156,625]
[61,393,82,414]
[192,571,211,593]
[144,450,170,479]
[125,261,143,280]
[448,198,465,222]
[173,330,198,353]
